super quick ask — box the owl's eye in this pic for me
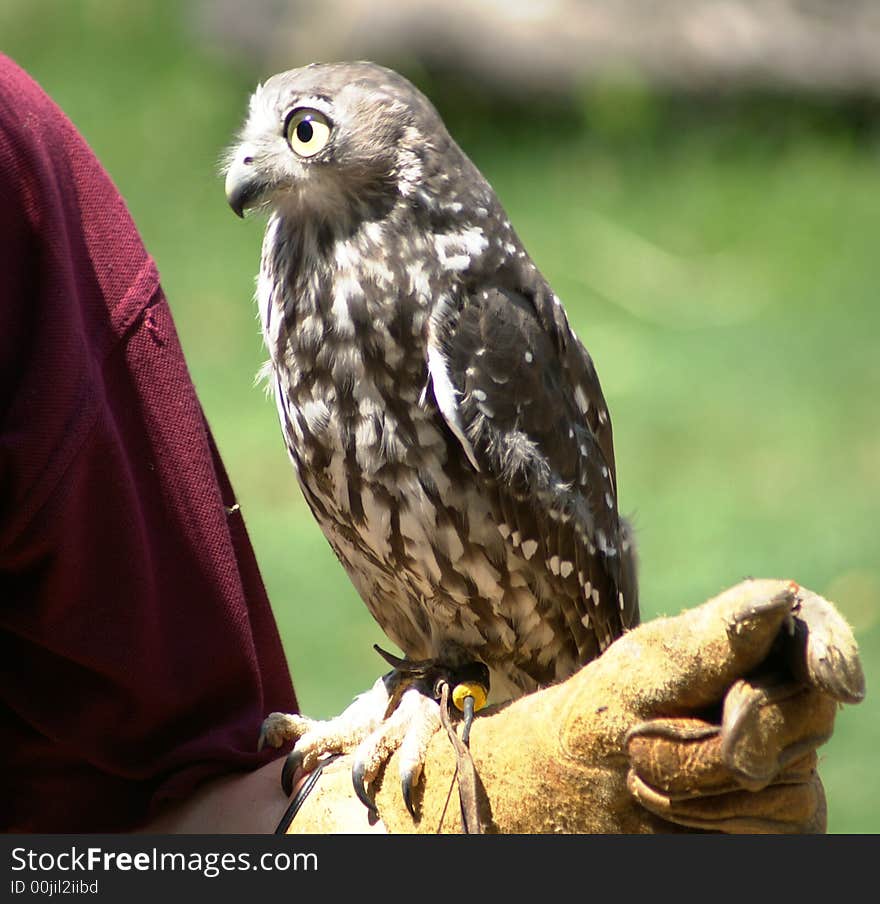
[285,108,332,157]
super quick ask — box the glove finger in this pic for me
[721,678,837,790]
[627,767,823,833]
[606,579,796,714]
[783,590,865,704]
[626,719,729,796]
[627,717,818,798]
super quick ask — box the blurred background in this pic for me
[3,0,877,831]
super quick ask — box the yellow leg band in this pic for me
[452,682,488,713]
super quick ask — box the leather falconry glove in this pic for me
[284,579,865,833]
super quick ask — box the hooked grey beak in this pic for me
[225,153,265,218]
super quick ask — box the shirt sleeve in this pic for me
[0,54,298,832]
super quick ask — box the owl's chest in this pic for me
[278,355,444,507]
[265,265,451,513]
[271,314,474,650]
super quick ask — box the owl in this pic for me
[225,61,638,815]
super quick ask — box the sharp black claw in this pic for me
[281,749,304,797]
[373,644,409,670]
[352,759,378,818]
[402,772,417,819]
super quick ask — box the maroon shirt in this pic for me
[0,56,297,831]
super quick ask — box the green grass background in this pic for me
[4,0,877,832]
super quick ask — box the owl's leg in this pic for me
[259,665,440,803]
[259,672,395,796]
[351,683,442,818]
[350,650,490,818]
[259,653,489,820]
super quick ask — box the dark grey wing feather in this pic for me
[428,285,638,661]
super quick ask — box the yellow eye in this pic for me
[285,108,331,157]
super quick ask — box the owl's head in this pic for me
[224,61,453,226]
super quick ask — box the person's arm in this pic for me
[138,758,296,834]
[0,56,297,832]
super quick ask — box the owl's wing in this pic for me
[427,285,638,659]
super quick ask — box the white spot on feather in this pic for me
[407,259,432,302]
[334,240,360,269]
[355,416,378,451]
[364,221,384,245]
[299,313,323,351]
[521,539,538,560]
[300,399,331,436]
[331,278,359,339]
[434,227,488,272]
[426,343,480,472]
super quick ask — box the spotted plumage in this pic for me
[226,61,638,715]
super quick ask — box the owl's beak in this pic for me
[225,153,265,218]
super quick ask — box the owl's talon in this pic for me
[281,749,304,797]
[352,757,378,818]
[401,770,418,819]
